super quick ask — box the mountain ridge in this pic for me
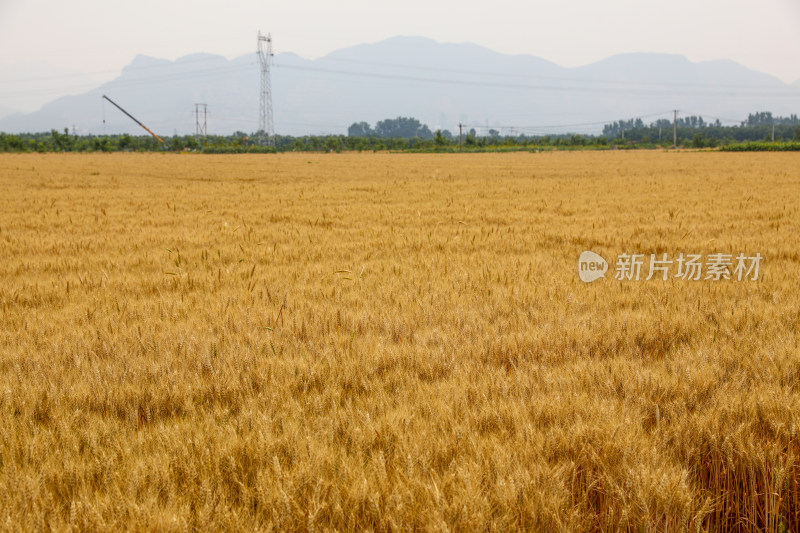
[1,36,797,136]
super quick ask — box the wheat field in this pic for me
[1,151,799,531]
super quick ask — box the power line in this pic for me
[460,111,675,133]
[676,109,747,125]
[155,108,785,137]
[1,55,253,84]
[4,54,798,104]
[273,63,800,99]
[2,52,792,94]
[0,62,257,100]
[314,55,793,91]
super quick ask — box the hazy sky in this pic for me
[1,0,799,112]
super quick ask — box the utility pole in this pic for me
[194,103,207,138]
[458,123,462,152]
[257,31,275,146]
[673,109,678,148]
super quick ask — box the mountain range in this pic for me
[1,36,798,136]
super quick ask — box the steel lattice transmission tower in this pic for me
[194,103,207,138]
[257,31,275,146]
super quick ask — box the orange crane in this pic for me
[102,94,165,143]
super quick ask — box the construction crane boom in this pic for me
[102,94,164,143]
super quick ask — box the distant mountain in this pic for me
[0,53,256,136]
[1,36,798,136]
[0,61,103,117]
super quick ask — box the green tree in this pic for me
[347,122,372,137]
[433,129,447,147]
[93,136,114,152]
[374,117,433,139]
[324,136,342,153]
[118,134,133,151]
[51,128,74,151]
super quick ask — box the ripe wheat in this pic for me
[0,151,798,531]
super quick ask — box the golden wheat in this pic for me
[0,151,798,531]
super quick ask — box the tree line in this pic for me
[2,112,799,153]
[602,112,800,146]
